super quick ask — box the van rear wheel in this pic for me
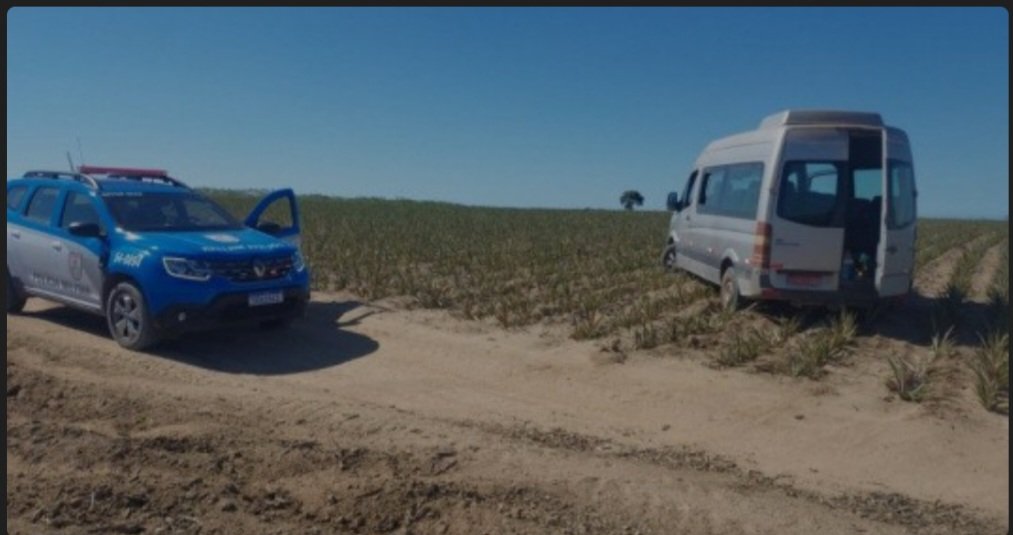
[720,269,745,312]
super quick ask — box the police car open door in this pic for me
[245,189,301,249]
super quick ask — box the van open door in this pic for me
[245,189,301,249]
[876,129,917,297]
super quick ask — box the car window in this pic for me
[24,187,61,225]
[182,197,234,227]
[720,163,764,219]
[7,185,28,211]
[680,171,698,208]
[104,193,241,232]
[888,161,916,229]
[777,162,843,227]
[697,167,727,212]
[852,168,881,202]
[61,192,104,231]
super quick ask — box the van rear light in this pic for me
[750,222,772,268]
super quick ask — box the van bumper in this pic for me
[750,272,885,308]
[153,286,310,335]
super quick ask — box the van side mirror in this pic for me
[67,221,103,238]
[666,192,681,211]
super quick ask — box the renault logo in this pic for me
[252,259,267,279]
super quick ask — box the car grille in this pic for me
[211,256,294,282]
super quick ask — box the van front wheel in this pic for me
[661,244,678,272]
[720,269,745,312]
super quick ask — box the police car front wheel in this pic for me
[106,282,161,351]
[6,269,27,314]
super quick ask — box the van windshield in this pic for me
[776,161,845,227]
[103,192,243,232]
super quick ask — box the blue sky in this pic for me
[6,7,1009,218]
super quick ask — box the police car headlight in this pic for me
[163,256,213,281]
[292,250,306,272]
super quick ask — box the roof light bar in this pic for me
[78,165,169,177]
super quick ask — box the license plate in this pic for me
[786,273,822,287]
[248,290,284,307]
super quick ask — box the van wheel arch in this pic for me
[662,239,678,271]
[719,259,746,311]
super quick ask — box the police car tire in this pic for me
[106,282,161,351]
[6,270,27,314]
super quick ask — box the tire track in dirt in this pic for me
[7,337,917,535]
[7,295,1009,535]
[458,421,1004,535]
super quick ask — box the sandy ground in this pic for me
[6,257,1009,534]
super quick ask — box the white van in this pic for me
[662,110,917,310]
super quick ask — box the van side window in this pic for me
[721,163,764,219]
[681,171,698,208]
[777,162,842,227]
[7,185,28,211]
[24,187,61,225]
[697,167,727,212]
[887,161,916,229]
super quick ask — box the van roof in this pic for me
[759,110,884,129]
[697,110,906,166]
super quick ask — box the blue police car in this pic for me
[6,165,310,350]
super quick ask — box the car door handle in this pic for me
[51,241,63,251]
[886,246,897,254]
[10,230,20,239]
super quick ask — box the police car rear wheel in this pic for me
[106,282,160,351]
[6,270,27,313]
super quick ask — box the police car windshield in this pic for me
[104,192,243,232]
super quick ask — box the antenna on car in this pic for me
[76,137,86,166]
[66,151,76,173]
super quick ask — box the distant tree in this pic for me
[620,190,644,211]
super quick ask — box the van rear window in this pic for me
[777,161,843,227]
[887,160,916,229]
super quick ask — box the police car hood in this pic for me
[127,228,296,259]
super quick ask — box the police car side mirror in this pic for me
[68,222,103,238]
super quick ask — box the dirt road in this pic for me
[6,290,1008,534]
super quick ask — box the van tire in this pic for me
[661,244,678,272]
[720,269,745,312]
[106,282,161,351]
[6,270,27,314]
